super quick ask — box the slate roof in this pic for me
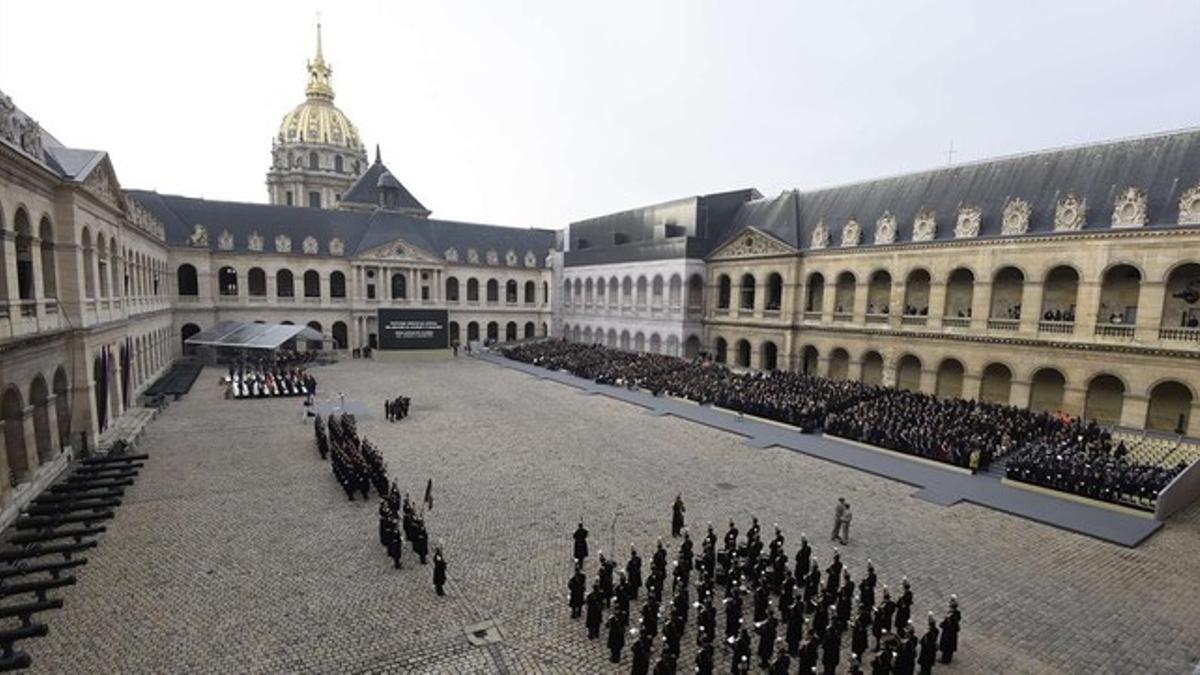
[768,128,1200,250]
[564,188,762,266]
[126,190,556,264]
[2,88,110,184]
[340,156,428,215]
[720,190,801,250]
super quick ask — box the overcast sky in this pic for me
[2,1,1197,230]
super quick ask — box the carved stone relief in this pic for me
[1111,186,1147,228]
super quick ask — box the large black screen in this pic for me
[377,309,449,350]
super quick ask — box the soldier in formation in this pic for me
[561,507,963,674]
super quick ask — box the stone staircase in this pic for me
[94,407,158,456]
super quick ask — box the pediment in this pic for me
[359,237,440,263]
[708,227,796,260]
[80,156,127,213]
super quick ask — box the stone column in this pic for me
[1019,281,1044,334]
[1135,281,1166,343]
[880,356,896,388]
[970,281,991,330]
[1062,384,1087,418]
[821,282,836,322]
[852,282,869,322]
[0,421,10,503]
[962,372,983,401]
[928,280,946,329]
[1010,379,1032,409]
[21,406,38,479]
[1,231,21,307]
[1075,280,1101,338]
[1120,393,1149,429]
[917,368,935,395]
[44,395,61,457]
[887,281,903,330]
[28,236,45,315]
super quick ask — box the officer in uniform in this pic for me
[432,545,447,596]
[568,562,586,618]
[606,613,625,663]
[671,494,686,537]
[573,523,590,563]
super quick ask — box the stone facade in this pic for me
[703,228,1200,436]
[172,243,553,353]
[0,104,173,525]
[560,260,706,358]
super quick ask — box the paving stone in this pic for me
[17,358,1200,674]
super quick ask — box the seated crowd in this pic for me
[503,340,1190,508]
[1004,431,1188,510]
[224,365,315,399]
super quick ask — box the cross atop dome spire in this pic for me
[305,22,335,101]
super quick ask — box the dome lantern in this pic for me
[305,23,335,102]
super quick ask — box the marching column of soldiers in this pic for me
[377,482,435,572]
[566,498,963,674]
[313,412,447,597]
[315,413,390,500]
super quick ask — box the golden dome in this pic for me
[276,24,365,152]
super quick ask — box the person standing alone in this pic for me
[831,497,847,542]
[671,494,686,537]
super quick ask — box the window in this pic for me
[308,192,321,208]
[304,270,320,298]
[309,152,319,170]
[177,264,198,296]
[330,271,346,298]
[335,156,344,173]
[276,270,294,297]
[286,191,293,206]
[218,266,238,296]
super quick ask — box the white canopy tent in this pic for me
[185,321,325,350]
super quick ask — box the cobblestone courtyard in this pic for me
[22,357,1200,674]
